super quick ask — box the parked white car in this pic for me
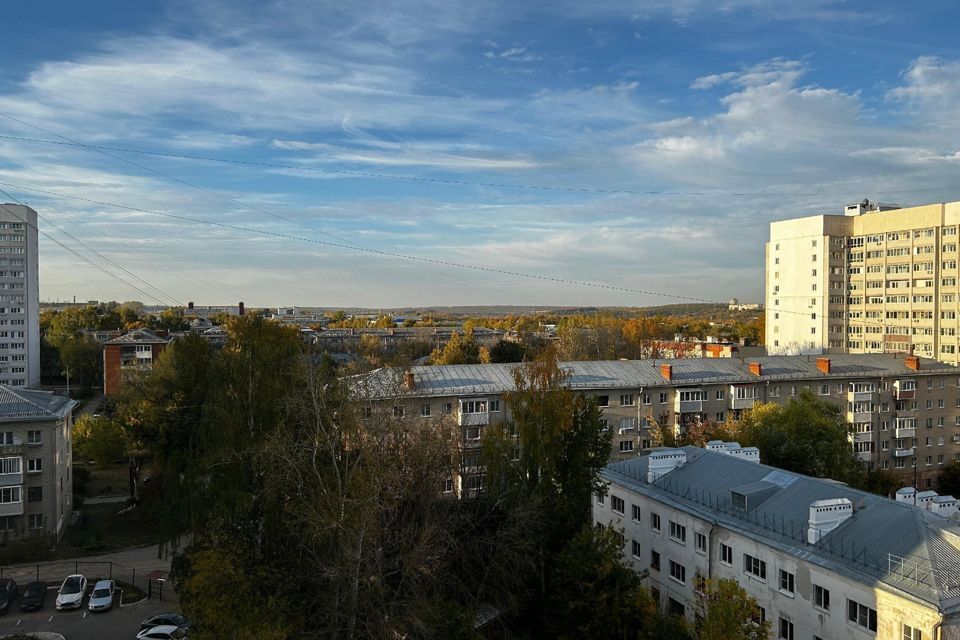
[136,624,188,639]
[55,574,87,610]
[87,579,115,612]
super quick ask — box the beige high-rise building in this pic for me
[766,199,960,365]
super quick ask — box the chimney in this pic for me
[404,370,416,390]
[807,498,853,544]
[816,357,831,374]
[239,301,245,316]
[660,363,673,381]
[905,355,920,371]
[748,362,762,376]
[187,301,194,310]
[647,449,687,483]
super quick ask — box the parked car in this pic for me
[87,579,115,612]
[55,574,87,610]
[0,578,16,614]
[19,581,46,612]
[136,624,188,639]
[140,612,189,632]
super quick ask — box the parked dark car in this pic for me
[20,581,46,612]
[140,612,189,632]
[0,578,17,614]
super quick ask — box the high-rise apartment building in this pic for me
[766,199,960,365]
[0,204,38,387]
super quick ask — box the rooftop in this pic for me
[604,447,960,611]
[358,354,956,398]
[0,386,76,421]
[104,328,171,345]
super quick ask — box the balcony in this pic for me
[856,450,873,462]
[675,390,704,414]
[847,390,875,402]
[852,431,873,443]
[458,412,489,427]
[848,411,874,423]
[893,448,915,458]
[893,381,916,400]
[0,499,23,517]
[0,441,22,456]
[895,420,917,439]
[729,386,756,410]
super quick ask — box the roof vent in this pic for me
[896,486,958,517]
[807,498,853,544]
[705,440,760,463]
[647,448,686,483]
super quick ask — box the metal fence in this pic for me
[0,560,172,601]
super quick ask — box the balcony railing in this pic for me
[853,431,873,443]
[895,426,917,439]
[730,396,756,410]
[893,448,915,458]
[0,500,23,517]
[458,412,489,427]
[0,442,22,456]
[856,450,873,462]
[848,411,874,423]
[847,390,875,402]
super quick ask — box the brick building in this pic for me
[102,329,171,396]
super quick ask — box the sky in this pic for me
[2,1,960,309]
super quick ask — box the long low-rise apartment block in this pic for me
[361,353,960,490]
[595,442,960,639]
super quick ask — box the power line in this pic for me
[0,130,957,199]
[0,193,176,306]
[0,114,541,306]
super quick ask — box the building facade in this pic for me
[363,354,960,491]
[103,329,171,396]
[766,199,960,366]
[0,204,39,387]
[0,386,76,544]
[595,443,960,640]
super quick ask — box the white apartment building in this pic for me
[766,199,960,367]
[0,204,39,387]
[596,442,960,639]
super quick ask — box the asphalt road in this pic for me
[0,592,180,640]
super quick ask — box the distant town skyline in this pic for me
[2,1,960,307]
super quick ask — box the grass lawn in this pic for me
[77,461,132,498]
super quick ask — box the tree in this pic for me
[489,339,526,363]
[695,578,769,640]
[543,525,657,640]
[737,391,861,484]
[73,415,128,467]
[858,468,901,498]
[939,461,960,497]
[59,336,103,392]
[430,330,481,365]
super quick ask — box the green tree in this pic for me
[737,391,861,483]
[858,468,901,497]
[73,415,128,467]
[543,525,657,640]
[695,578,769,640]
[59,336,103,392]
[939,461,960,497]
[489,339,526,363]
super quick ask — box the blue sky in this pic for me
[2,1,960,308]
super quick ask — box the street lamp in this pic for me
[62,367,70,397]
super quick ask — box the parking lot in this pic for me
[0,590,181,640]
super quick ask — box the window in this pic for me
[814,584,830,611]
[27,458,41,473]
[28,514,43,529]
[619,440,634,452]
[620,394,635,406]
[631,504,641,522]
[778,568,795,595]
[695,532,706,553]
[461,400,487,413]
[0,486,20,504]
[778,618,794,640]
[668,598,685,617]
[442,479,453,493]
[650,512,661,532]
[659,393,668,404]
[443,403,453,415]
[489,400,500,412]
[669,520,686,543]
[27,430,40,445]
[847,599,878,632]
[596,492,605,505]
[420,404,431,417]
[650,550,660,571]
[902,624,922,640]
[610,495,625,515]
[715,389,725,400]
[669,560,686,584]
[720,543,733,565]
[393,405,405,418]
[0,457,19,475]
[744,553,766,580]
[619,417,637,431]
[631,540,642,559]
[0,432,11,445]
[597,395,609,407]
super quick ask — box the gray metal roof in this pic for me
[603,447,960,610]
[0,386,76,421]
[104,328,170,345]
[358,354,957,399]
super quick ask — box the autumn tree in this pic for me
[695,578,769,640]
[73,415,128,467]
[430,329,481,365]
[939,461,960,497]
